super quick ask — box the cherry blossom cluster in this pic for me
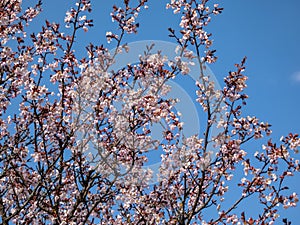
[64,0,93,32]
[166,0,223,64]
[0,0,299,224]
[73,46,182,185]
[0,0,41,45]
[106,0,148,44]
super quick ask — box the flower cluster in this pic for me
[0,0,299,224]
[167,0,223,63]
[0,0,41,45]
[64,0,93,32]
[106,0,148,44]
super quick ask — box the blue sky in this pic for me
[23,0,300,223]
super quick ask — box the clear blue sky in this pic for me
[24,0,300,223]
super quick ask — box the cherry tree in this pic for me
[0,0,299,224]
